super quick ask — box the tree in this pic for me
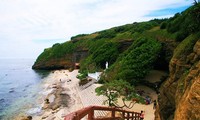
[95,80,142,108]
[92,42,119,68]
[116,38,161,84]
[193,0,199,5]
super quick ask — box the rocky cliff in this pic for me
[32,56,73,70]
[157,36,200,120]
[32,49,88,70]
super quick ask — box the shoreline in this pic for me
[34,70,83,120]
[17,69,83,120]
[18,69,162,120]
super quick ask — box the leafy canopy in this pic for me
[95,80,135,107]
[104,38,161,85]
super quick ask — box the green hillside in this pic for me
[33,3,200,85]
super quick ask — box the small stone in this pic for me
[42,116,48,119]
[45,99,50,104]
[27,116,32,120]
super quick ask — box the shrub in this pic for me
[71,34,88,40]
[176,30,189,42]
[160,22,167,29]
[105,38,162,85]
[95,79,139,106]
[95,30,116,39]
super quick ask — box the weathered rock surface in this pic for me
[32,57,73,70]
[157,40,200,120]
[32,49,88,70]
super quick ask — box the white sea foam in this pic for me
[40,88,54,95]
[27,106,42,115]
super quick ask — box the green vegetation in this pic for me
[103,38,161,84]
[164,3,200,41]
[71,34,88,40]
[173,33,200,59]
[119,38,161,81]
[79,20,162,72]
[95,80,143,107]
[80,42,119,72]
[35,41,77,63]
[32,4,200,109]
[34,3,200,88]
[76,72,88,80]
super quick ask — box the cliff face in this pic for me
[32,56,73,70]
[157,39,200,120]
[32,50,88,70]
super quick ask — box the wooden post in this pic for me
[135,113,137,120]
[122,111,125,119]
[131,113,133,120]
[88,108,94,120]
[134,113,137,120]
[111,108,115,118]
[74,113,78,120]
[137,113,140,120]
[127,112,130,120]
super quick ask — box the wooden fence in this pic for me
[64,105,141,120]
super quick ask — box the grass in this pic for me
[112,32,133,42]
[173,33,200,59]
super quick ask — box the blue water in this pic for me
[0,59,50,119]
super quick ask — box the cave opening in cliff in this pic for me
[153,59,169,71]
[153,46,170,71]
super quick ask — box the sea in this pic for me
[0,59,50,120]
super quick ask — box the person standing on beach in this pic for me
[140,110,144,120]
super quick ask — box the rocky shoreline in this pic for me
[15,69,164,120]
[16,70,83,120]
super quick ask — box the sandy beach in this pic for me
[116,85,158,120]
[32,70,83,120]
[17,69,162,120]
[16,70,83,120]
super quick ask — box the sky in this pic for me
[0,0,193,59]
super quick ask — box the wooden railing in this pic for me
[64,105,141,120]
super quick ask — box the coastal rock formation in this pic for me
[32,4,200,119]
[157,39,200,120]
[32,57,73,70]
[32,40,132,70]
[32,49,88,70]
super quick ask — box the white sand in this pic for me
[27,69,160,120]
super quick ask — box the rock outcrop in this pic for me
[32,49,88,70]
[157,39,200,120]
[32,56,74,70]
